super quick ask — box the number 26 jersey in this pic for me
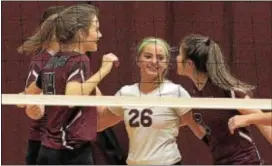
[108,80,191,165]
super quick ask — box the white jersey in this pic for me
[108,80,191,165]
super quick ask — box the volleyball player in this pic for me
[20,4,119,164]
[176,34,272,164]
[96,37,202,165]
[17,6,66,165]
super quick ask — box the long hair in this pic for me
[17,4,99,55]
[40,6,66,25]
[181,34,255,92]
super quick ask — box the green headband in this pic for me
[138,38,170,56]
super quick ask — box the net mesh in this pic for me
[1,1,272,165]
[2,2,271,107]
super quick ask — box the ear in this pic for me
[77,29,87,40]
[187,59,195,67]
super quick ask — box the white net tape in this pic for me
[2,94,271,110]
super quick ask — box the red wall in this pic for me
[2,1,272,164]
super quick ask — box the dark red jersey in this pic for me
[25,50,51,141]
[39,51,97,150]
[189,79,262,165]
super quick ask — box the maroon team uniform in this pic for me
[25,50,52,165]
[36,52,97,165]
[191,79,262,165]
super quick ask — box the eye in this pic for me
[145,56,152,59]
[143,54,152,59]
[158,56,165,61]
[157,54,166,61]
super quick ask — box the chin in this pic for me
[88,43,98,51]
[88,47,97,52]
[145,72,160,79]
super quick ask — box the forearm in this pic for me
[181,112,205,139]
[255,125,272,145]
[66,69,109,96]
[247,112,272,126]
[24,82,42,94]
[239,109,272,144]
[97,107,122,132]
[17,82,42,108]
[187,120,206,139]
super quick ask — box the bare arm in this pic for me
[241,112,271,126]
[18,81,44,119]
[237,95,272,144]
[65,67,110,96]
[66,53,118,96]
[180,111,206,139]
[24,81,42,94]
[95,86,122,130]
[247,112,272,126]
[97,106,123,132]
[94,87,103,111]
[229,112,272,130]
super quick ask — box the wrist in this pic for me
[246,114,254,125]
[99,66,111,76]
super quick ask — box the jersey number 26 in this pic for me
[129,109,153,127]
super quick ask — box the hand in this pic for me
[25,105,45,120]
[228,115,250,134]
[16,92,26,108]
[100,53,119,74]
[17,104,26,108]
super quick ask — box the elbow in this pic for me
[96,118,109,132]
[97,125,106,132]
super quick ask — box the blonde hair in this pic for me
[137,37,170,59]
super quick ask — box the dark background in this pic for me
[2,1,272,164]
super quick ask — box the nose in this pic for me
[151,57,158,64]
[98,31,102,39]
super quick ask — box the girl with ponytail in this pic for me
[176,34,271,164]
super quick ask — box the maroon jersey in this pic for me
[25,50,51,141]
[190,79,262,165]
[40,51,97,150]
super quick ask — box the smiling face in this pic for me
[137,42,169,81]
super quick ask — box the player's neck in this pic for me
[46,48,57,56]
[191,71,209,91]
[60,43,86,55]
[139,75,164,94]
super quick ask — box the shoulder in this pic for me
[31,50,52,62]
[116,83,139,96]
[162,80,190,97]
[68,53,89,62]
[53,52,89,63]
[47,52,90,69]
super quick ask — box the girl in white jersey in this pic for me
[97,37,202,165]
